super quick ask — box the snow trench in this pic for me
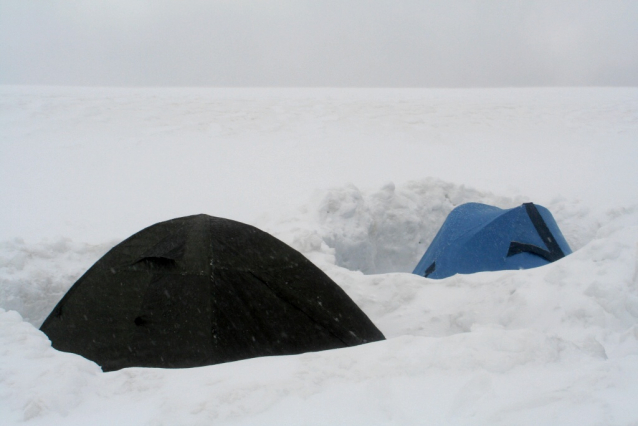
[0,179,602,327]
[263,178,601,275]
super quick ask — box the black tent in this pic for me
[40,214,385,372]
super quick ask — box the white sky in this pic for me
[1,0,637,87]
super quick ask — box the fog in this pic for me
[1,0,637,87]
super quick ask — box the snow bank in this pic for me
[258,179,600,275]
[0,238,114,327]
[5,305,636,426]
[0,310,102,423]
[0,178,599,327]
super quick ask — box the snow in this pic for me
[1,86,638,425]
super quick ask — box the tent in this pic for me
[40,214,385,372]
[413,202,572,279]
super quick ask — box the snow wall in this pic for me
[0,179,603,328]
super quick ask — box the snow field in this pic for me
[1,86,638,425]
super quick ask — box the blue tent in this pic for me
[413,202,572,279]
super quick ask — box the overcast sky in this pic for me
[1,0,637,87]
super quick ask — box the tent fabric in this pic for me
[413,202,572,279]
[40,214,385,372]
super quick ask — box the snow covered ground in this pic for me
[1,86,637,425]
